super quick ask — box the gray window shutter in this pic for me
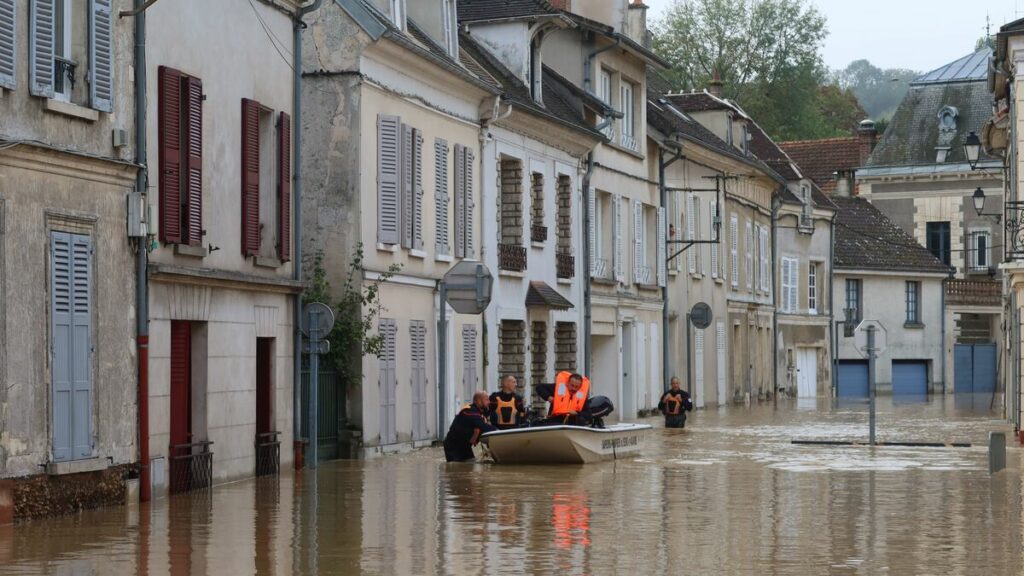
[462,325,477,401]
[687,194,696,274]
[613,194,624,283]
[587,187,597,275]
[50,232,93,462]
[377,115,401,245]
[0,0,15,90]
[657,206,666,287]
[89,0,113,112]
[378,318,397,444]
[463,146,475,257]
[410,321,427,440]
[434,139,449,255]
[29,0,54,97]
[453,144,465,258]
[401,124,414,249]
[414,129,424,250]
[633,200,643,283]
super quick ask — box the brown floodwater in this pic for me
[2,397,1022,575]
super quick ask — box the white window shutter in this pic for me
[687,194,696,274]
[745,220,753,290]
[696,199,704,275]
[464,147,475,257]
[657,206,666,287]
[633,200,643,283]
[709,200,718,279]
[781,258,791,312]
[377,115,401,245]
[434,139,449,255]
[614,195,624,283]
[790,260,799,312]
[673,191,683,272]
[89,0,113,112]
[453,143,465,258]
[0,0,15,89]
[730,214,739,287]
[29,0,54,97]
[588,187,597,275]
[761,227,770,292]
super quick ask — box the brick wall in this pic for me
[499,319,526,394]
[531,321,548,390]
[555,322,578,373]
[500,159,523,245]
[557,175,572,253]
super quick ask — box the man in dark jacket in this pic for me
[443,391,496,462]
[658,377,693,428]
[489,375,526,429]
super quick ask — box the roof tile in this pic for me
[831,195,952,274]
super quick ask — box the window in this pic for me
[598,69,613,138]
[500,158,524,246]
[29,0,113,111]
[390,0,405,29]
[556,175,572,254]
[845,279,862,324]
[50,231,93,462]
[745,219,753,291]
[969,230,991,272]
[377,114,425,253]
[620,81,637,151]
[781,257,799,313]
[905,281,920,325]
[442,0,457,57]
[759,226,770,292]
[592,191,605,270]
[529,37,542,101]
[242,99,292,260]
[159,66,204,248]
[926,222,951,266]
[531,172,545,243]
[730,214,739,287]
[808,263,818,315]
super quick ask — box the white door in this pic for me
[694,329,705,408]
[621,322,634,420]
[796,348,817,398]
[716,321,727,406]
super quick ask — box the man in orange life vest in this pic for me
[658,376,693,428]
[489,375,526,430]
[540,371,591,425]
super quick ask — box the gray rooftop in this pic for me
[913,48,991,85]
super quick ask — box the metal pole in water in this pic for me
[868,325,876,446]
[309,315,319,469]
[438,282,448,441]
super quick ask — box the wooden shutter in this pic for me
[588,187,597,275]
[378,115,401,245]
[241,99,261,256]
[158,66,183,244]
[613,195,624,282]
[29,0,54,97]
[760,227,769,291]
[657,206,666,287]
[633,200,643,283]
[453,143,465,258]
[434,139,449,255]
[410,321,428,440]
[781,258,790,312]
[463,146,475,257]
[695,328,704,393]
[730,214,739,286]
[716,321,726,402]
[51,232,92,461]
[278,112,292,261]
[401,124,414,248]
[413,129,424,250]
[462,325,477,401]
[184,77,203,246]
[789,260,799,312]
[378,318,397,445]
[88,0,113,112]
[0,0,15,89]
[709,200,718,279]
[745,220,753,290]
[687,194,696,274]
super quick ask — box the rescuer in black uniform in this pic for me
[658,377,693,428]
[489,375,526,430]
[443,391,496,462]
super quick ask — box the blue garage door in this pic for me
[955,344,997,410]
[837,361,869,398]
[892,361,928,397]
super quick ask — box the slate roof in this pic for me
[526,281,574,309]
[746,121,801,181]
[458,0,559,22]
[866,50,997,168]
[914,48,991,85]
[831,196,952,274]
[663,91,736,113]
[779,137,863,194]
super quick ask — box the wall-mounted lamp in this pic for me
[972,186,1002,223]
[963,131,982,170]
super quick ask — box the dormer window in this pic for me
[935,147,950,163]
[442,0,457,57]
[938,106,958,132]
[529,36,542,101]
[390,0,406,30]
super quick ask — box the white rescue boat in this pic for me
[480,423,652,464]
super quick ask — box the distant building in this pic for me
[780,123,878,195]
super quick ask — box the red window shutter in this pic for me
[184,76,203,246]
[158,66,182,244]
[241,98,261,256]
[277,112,291,262]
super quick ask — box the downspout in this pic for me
[771,191,779,404]
[582,153,595,374]
[583,35,621,94]
[659,148,668,391]
[941,275,948,395]
[829,213,837,397]
[133,0,150,502]
[293,0,323,467]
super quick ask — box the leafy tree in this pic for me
[816,84,868,136]
[834,59,918,121]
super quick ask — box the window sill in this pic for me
[409,249,428,259]
[254,256,282,269]
[174,243,208,258]
[44,99,100,122]
[557,278,573,285]
[47,458,108,476]
[435,254,454,263]
[591,276,617,286]
[499,269,525,278]
[690,273,703,280]
[668,269,678,277]
[904,322,925,329]
[376,242,398,253]
[606,141,645,160]
[531,241,546,250]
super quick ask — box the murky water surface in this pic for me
[3,397,1022,575]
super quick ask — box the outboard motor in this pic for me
[588,395,614,428]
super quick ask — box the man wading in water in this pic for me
[443,391,496,462]
[658,377,693,428]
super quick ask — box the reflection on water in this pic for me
[2,396,1022,575]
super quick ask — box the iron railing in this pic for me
[54,56,77,96]
[557,252,575,279]
[300,368,343,462]
[1006,200,1024,260]
[169,440,213,495]
[945,279,1002,307]
[255,431,281,477]
[635,265,652,285]
[531,224,548,243]
[499,243,527,272]
[590,258,609,279]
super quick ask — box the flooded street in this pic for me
[3,397,1022,575]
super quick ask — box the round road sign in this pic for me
[690,302,712,329]
[301,302,336,339]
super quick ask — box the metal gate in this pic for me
[837,360,869,398]
[955,343,997,411]
[301,369,341,461]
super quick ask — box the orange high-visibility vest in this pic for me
[494,395,519,427]
[664,394,682,415]
[551,371,590,416]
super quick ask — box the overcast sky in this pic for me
[644,0,1023,73]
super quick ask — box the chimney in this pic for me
[708,69,723,98]
[549,0,571,11]
[857,119,878,164]
[626,0,648,46]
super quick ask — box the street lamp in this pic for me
[963,131,982,170]
[972,186,1002,223]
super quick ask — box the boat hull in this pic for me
[481,423,652,464]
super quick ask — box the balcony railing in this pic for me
[634,265,652,285]
[620,133,638,152]
[169,440,213,495]
[945,279,1001,307]
[557,252,575,279]
[590,258,608,279]
[531,224,548,243]
[255,431,281,477]
[499,243,527,272]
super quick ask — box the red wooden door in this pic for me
[256,338,273,435]
[169,321,192,493]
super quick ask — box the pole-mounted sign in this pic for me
[854,319,886,446]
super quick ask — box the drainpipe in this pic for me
[941,275,948,395]
[133,0,150,503]
[659,148,669,391]
[582,153,595,373]
[771,191,779,404]
[829,213,837,397]
[293,0,323,466]
[583,34,621,94]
